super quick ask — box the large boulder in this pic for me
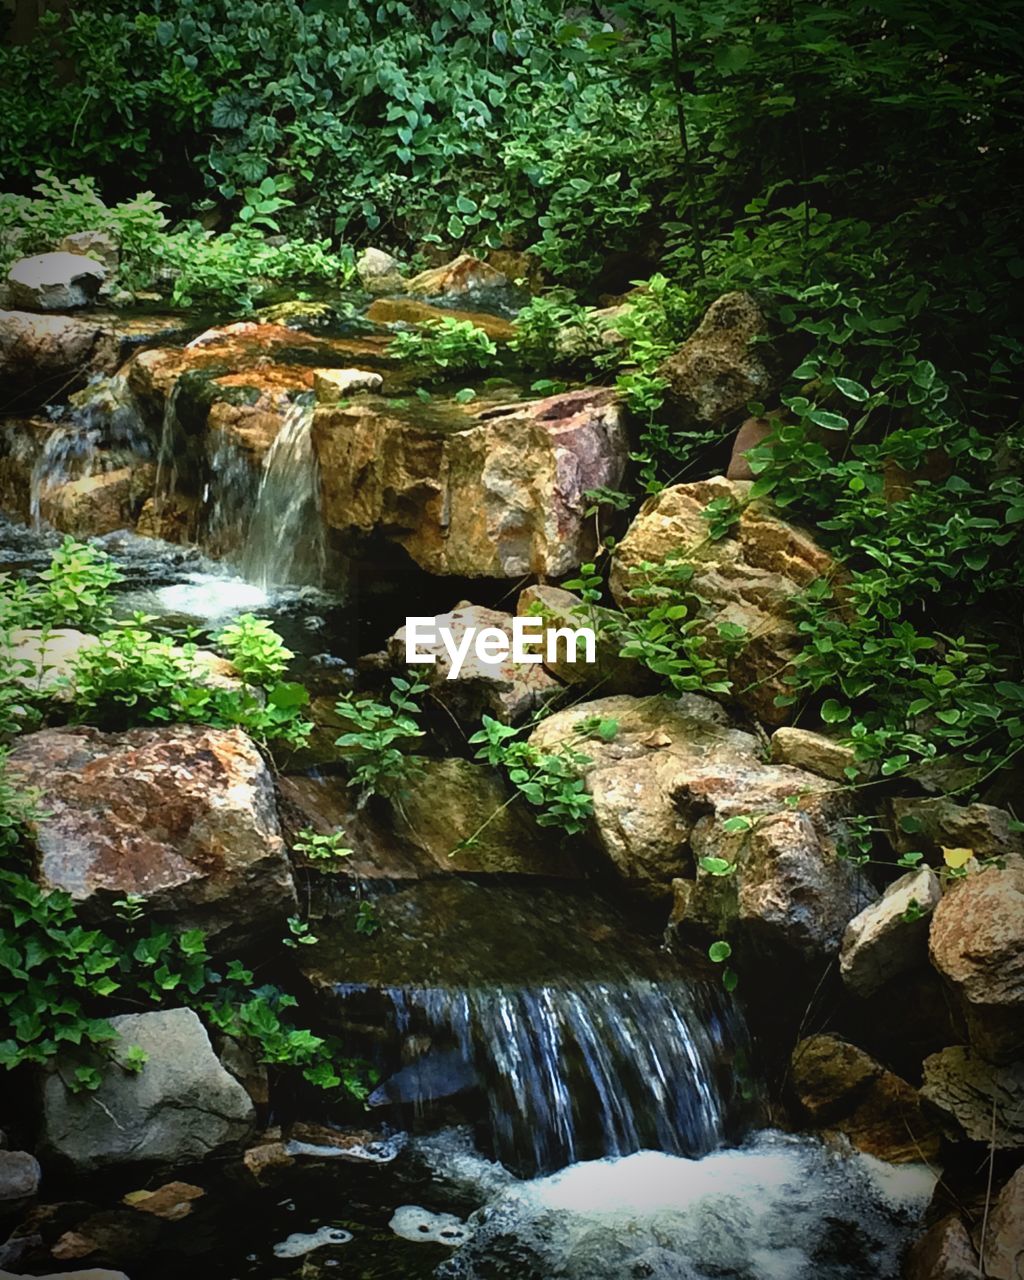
[6,725,295,948]
[609,477,836,724]
[920,1046,1024,1148]
[387,603,562,723]
[528,694,872,954]
[6,252,106,311]
[0,311,121,411]
[839,867,942,998]
[928,863,1024,1063]
[790,1034,942,1163]
[659,292,779,429]
[42,1008,255,1171]
[314,387,627,577]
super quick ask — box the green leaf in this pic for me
[708,940,732,964]
[833,376,869,402]
[807,409,849,431]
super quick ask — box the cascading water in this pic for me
[239,395,326,588]
[370,980,736,1175]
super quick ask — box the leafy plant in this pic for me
[293,828,353,862]
[215,613,293,684]
[387,318,499,377]
[334,675,428,801]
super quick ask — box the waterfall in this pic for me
[240,396,325,588]
[363,978,737,1175]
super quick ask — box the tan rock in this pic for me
[770,726,864,782]
[610,477,836,724]
[660,293,778,429]
[0,310,121,411]
[37,463,155,536]
[6,724,296,947]
[517,583,651,694]
[790,1034,942,1163]
[840,867,942,997]
[979,1165,1024,1280]
[921,1046,1024,1147]
[405,253,508,298]
[313,367,384,402]
[7,251,106,310]
[315,387,627,578]
[366,296,515,340]
[906,1215,981,1280]
[122,1180,204,1221]
[929,863,1024,1062]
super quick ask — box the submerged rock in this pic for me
[42,1008,255,1171]
[610,476,836,724]
[6,724,296,947]
[928,862,1024,1062]
[6,252,106,311]
[790,1034,941,1163]
[315,386,627,577]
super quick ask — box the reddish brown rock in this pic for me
[726,415,774,480]
[790,1034,942,1163]
[6,725,295,946]
[122,1181,204,1221]
[405,253,508,298]
[0,310,120,411]
[906,1215,980,1280]
[979,1165,1024,1280]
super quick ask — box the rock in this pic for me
[790,1034,942,1163]
[928,863,1024,1062]
[921,1046,1024,1147]
[42,1008,254,1171]
[58,231,120,273]
[366,296,515,340]
[906,1215,981,1280]
[36,464,156,537]
[839,867,942,997]
[0,311,121,411]
[405,253,508,299]
[6,725,295,948]
[356,246,404,294]
[770,727,866,783]
[0,1152,40,1202]
[726,415,774,480]
[122,1181,204,1221]
[486,249,546,294]
[313,367,383,402]
[889,798,1023,864]
[528,695,870,946]
[315,386,627,577]
[516,585,651,694]
[6,252,106,311]
[980,1165,1024,1280]
[0,1272,130,1280]
[554,304,632,360]
[610,477,837,724]
[659,293,778,429]
[388,603,562,723]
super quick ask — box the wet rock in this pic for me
[0,311,121,410]
[610,477,836,724]
[888,797,1023,864]
[366,296,515,340]
[42,1008,255,1171]
[7,252,106,311]
[906,1215,981,1280]
[315,386,627,577]
[356,246,404,294]
[387,603,562,723]
[726,415,774,480]
[122,1181,204,1221]
[659,293,778,430]
[840,867,942,997]
[0,418,49,517]
[369,1050,478,1108]
[929,862,1024,1062]
[405,253,508,299]
[979,1165,1024,1280]
[516,584,652,694]
[6,724,295,947]
[790,1034,942,1163]
[920,1046,1024,1147]
[770,727,865,783]
[0,1151,40,1202]
[58,231,119,274]
[36,463,156,536]
[313,367,383,401]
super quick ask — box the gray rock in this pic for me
[313,367,384,401]
[0,1151,40,1201]
[42,1008,255,1171]
[888,797,1023,862]
[979,1165,1024,1280]
[906,1215,981,1280]
[357,246,400,280]
[840,867,941,997]
[7,252,106,310]
[920,1045,1024,1148]
[58,230,120,273]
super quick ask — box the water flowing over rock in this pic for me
[436,1130,935,1280]
[314,386,627,577]
[42,1008,255,1172]
[928,862,1024,1063]
[6,252,106,311]
[6,725,296,948]
[840,867,942,997]
[610,476,837,724]
[790,1034,941,1163]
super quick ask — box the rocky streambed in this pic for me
[0,248,1021,1280]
